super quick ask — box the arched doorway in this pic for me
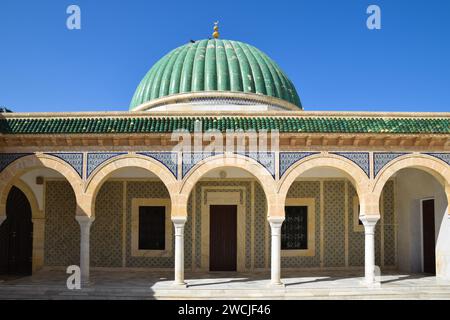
[372,154,450,279]
[0,186,33,275]
[383,168,447,276]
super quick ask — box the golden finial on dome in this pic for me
[212,21,219,39]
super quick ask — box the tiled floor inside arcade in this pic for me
[1,269,450,300]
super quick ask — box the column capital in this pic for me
[268,216,285,228]
[171,216,187,226]
[359,215,380,226]
[75,215,95,227]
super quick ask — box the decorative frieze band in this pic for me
[45,153,83,178]
[332,152,370,177]
[0,153,31,172]
[137,152,178,178]
[373,152,409,177]
[279,152,319,178]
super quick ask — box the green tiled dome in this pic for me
[130,39,301,110]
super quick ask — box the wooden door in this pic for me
[209,205,237,271]
[422,199,436,274]
[0,186,33,275]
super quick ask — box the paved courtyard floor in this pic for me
[1,269,450,299]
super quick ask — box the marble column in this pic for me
[75,216,94,284]
[268,216,285,287]
[172,216,187,287]
[360,215,380,286]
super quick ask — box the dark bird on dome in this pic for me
[190,39,196,43]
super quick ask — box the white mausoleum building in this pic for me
[1,28,449,288]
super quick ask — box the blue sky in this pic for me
[0,0,449,113]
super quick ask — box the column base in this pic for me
[267,281,285,288]
[360,279,381,288]
[172,281,188,288]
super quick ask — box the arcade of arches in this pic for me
[0,151,449,287]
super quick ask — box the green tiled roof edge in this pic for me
[0,116,449,134]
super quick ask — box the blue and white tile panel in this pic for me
[86,152,127,178]
[235,151,276,178]
[0,153,32,172]
[136,152,178,179]
[182,152,223,178]
[332,152,370,177]
[279,152,319,178]
[45,153,83,178]
[373,152,409,177]
[425,153,450,166]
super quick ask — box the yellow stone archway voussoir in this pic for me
[372,154,450,215]
[84,154,179,217]
[0,154,84,217]
[277,154,371,212]
[13,179,42,219]
[179,154,278,216]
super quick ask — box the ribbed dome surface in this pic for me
[130,39,301,110]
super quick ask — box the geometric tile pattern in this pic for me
[348,183,364,267]
[374,152,408,177]
[194,184,202,269]
[323,181,346,267]
[279,152,319,178]
[44,181,79,266]
[137,152,178,178]
[182,152,276,178]
[91,181,123,267]
[375,216,382,267]
[254,183,266,268]
[235,152,276,178]
[42,178,398,270]
[182,152,223,178]
[348,181,396,268]
[0,153,31,172]
[425,153,450,166]
[244,184,252,270]
[46,153,83,178]
[185,193,193,269]
[87,152,127,178]
[383,181,396,267]
[332,152,370,177]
